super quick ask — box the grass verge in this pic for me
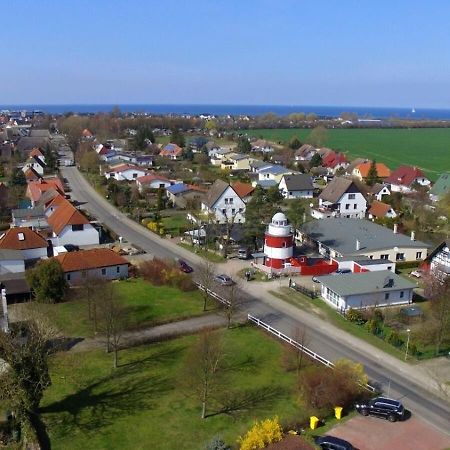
[41,326,304,450]
[178,242,225,263]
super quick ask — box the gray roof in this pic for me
[281,174,313,191]
[370,183,388,195]
[300,218,431,255]
[259,165,292,175]
[319,177,356,203]
[15,137,48,155]
[204,179,229,207]
[250,160,271,169]
[229,153,248,161]
[295,144,316,156]
[29,129,50,138]
[12,206,45,219]
[0,249,24,261]
[255,179,278,189]
[319,270,416,297]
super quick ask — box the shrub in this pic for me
[372,309,384,322]
[365,319,380,335]
[238,417,283,450]
[346,308,365,323]
[26,259,68,303]
[205,436,230,450]
[139,259,196,291]
[300,359,368,410]
[387,330,404,347]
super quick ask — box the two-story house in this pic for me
[352,161,391,181]
[201,179,246,224]
[159,143,183,160]
[136,173,172,192]
[22,155,46,176]
[47,199,99,246]
[220,153,253,171]
[311,177,367,219]
[426,241,450,280]
[369,183,391,201]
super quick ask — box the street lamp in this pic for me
[405,329,411,361]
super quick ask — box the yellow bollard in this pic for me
[310,416,319,430]
[334,406,343,419]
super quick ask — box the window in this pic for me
[231,209,235,214]
[133,173,138,178]
[222,209,226,214]
[385,293,390,300]
[400,291,404,298]
[380,254,389,260]
[238,208,243,213]
[348,193,356,199]
[72,224,84,231]
[416,251,422,260]
[67,274,71,281]
[116,266,120,273]
[387,266,392,271]
[18,232,25,241]
[396,253,405,261]
[282,242,286,247]
[353,204,357,209]
[369,255,373,259]
[101,268,106,275]
[345,203,350,210]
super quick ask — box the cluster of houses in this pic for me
[0,129,130,306]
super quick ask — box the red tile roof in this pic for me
[81,128,94,137]
[29,147,44,158]
[385,165,426,187]
[107,164,145,174]
[54,248,128,272]
[24,168,42,180]
[136,173,170,184]
[27,178,65,202]
[355,162,391,178]
[0,227,48,250]
[232,181,254,198]
[46,194,68,210]
[159,143,183,157]
[368,200,392,218]
[322,151,347,168]
[47,199,90,234]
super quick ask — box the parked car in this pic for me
[410,269,423,278]
[333,268,352,275]
[355,396,405,422]
[312,275,322,283]
[177,259,193,273]
[214,274,234,286]
[64,244,80,252]
[314,435,354,450]
[238,247,251,260]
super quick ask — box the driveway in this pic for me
[327,414,450,450]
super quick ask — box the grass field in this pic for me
[24,279,210,338]
[244,128,450,180]
[41,327,305,450]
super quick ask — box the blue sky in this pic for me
[4,0,450,107]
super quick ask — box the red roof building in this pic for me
[322,151,348,171]
[26,178,65,204]
[385,166,431,193]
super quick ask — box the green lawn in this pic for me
[41,327,305,450]
[161,213,190,236]
[244,128,450,180]
[28,279,212,338]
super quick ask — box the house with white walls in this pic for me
[311,177,367,219]
[105,164,148,181]
[278,174,314,199]
[0,227,48,261]
[201,179,246,224]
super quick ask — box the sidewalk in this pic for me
[70,312,230,353]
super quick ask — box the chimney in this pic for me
[356,239,361,251]
[393,224,398,234]
[411,231,415,241]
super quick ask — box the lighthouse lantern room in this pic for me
[264,212,294,269]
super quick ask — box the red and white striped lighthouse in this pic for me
[264,212,293,269]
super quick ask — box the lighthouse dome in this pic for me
[272,212,288,226]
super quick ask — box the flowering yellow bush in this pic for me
[238,417,283,450]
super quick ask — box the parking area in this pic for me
[327,414,450,450]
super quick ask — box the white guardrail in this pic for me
[247,314,377,393]
[196,283,231,307]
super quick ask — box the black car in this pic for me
[315,435,354,450]
[64,244,80,252]
[355,396,405,422]
[178,260,193,273]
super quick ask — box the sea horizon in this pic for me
[2,103,450,120]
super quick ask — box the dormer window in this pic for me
[18,232,25,241]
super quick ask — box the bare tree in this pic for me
[197,260,216,311]
[78,276,107,333]
[182,329,224,419]
[96,283,128,368]
[0,309,56,446]
[283,326,309,377]
[424,275,450,355]
[223,282,243,329]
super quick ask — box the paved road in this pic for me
[61,166,450,435]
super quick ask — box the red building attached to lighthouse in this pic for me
[264,212,294,269]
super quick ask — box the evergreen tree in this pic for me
[310,153,323,168]
[237,137,252,154]
[171,129,186,148]
[9,168,27,186]
[135,125,155,150]
[288,136,302,149]
[286,198,306,229]
[366,160,381,186]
